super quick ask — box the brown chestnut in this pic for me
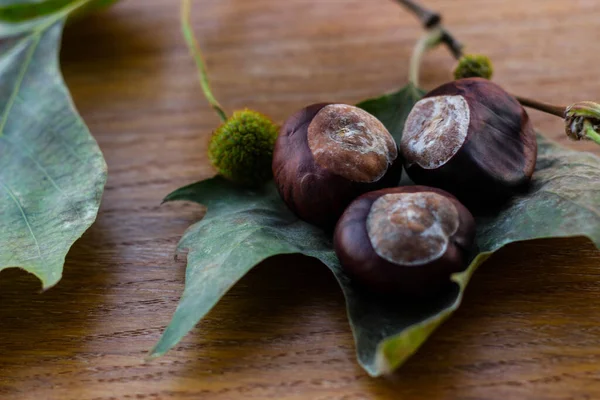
[334,186,475,298]
[273,103,403,229]
[400,78,537,209]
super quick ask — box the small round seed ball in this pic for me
[334,186,476,298]
[208,109,279,187]
[273,103,403,229]
[454,54,494,80]
[401,78,537,210]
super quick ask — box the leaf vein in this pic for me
[542,189,600,219]
[0,177,42,260]
[3,136,83,232]
[13,95,85,162]
[0,32,40,137]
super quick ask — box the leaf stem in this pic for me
[181,0,228,122]
[583,120,600,145]
[409,28,443,87]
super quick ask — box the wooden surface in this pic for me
[2,0,600,398]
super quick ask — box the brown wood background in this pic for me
[2,0,600,399]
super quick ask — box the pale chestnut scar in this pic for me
[366,192,459,266]
[307,104,397,183]
[401,95,470,169]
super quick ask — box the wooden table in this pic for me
[2,0,600,398]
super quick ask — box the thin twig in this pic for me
[514,96,566,118]
[393,0,463,59]
[439,30,464,59]
[181,0,228,122]
[393,0,441,28]
[395,0,600,147]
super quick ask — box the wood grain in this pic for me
[1,0,600,398]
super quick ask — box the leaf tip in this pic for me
[373,352,392,377]
[40,280,58,293]
[145,349,162,362]
[161,192,177,205]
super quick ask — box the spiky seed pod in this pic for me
[208,109,279,187]
[454,54,494,80]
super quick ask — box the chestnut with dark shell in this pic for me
[334,186,476,298]
[401,78,537,209]
[273,103,403,229]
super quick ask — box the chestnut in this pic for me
[400,78,537,209]
[273,103,403,229]
[334,186,475,298]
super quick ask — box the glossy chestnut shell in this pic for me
[273,103,403,229]
[334,186,476,298]
[400,78,537,209]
